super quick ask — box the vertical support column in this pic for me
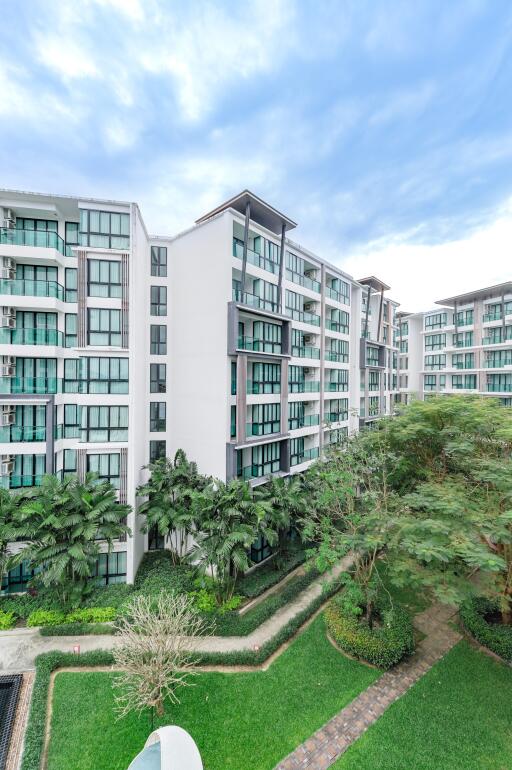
[280,358,289,435]
[45,396,55,475]
[377,288,384,343]
[77,448,87,482]
[77,249,88,347]
[319,263,326,453]
[236,354,248,441]
[502,291,506,331]
[240,201,251,296]
[119,447,128,504]
[363,285,371,339]
[277,222,286,312]
[121,252,129,349]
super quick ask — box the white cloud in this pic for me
[340,198,512,311]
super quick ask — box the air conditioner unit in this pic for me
[304,303,315,312]
[1,365,15,376]
[303,368,311,374]
[1,258,16,279]
[1,456,14,475]
[2,208,15,229]
[1,406,15,426]
[2,307,14,317]
[1,315,15,329]
[304,335,315,344]
[2,355,15,366]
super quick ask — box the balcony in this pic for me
[0,377,58,395]
[482,335,512,346]
[247,380,281,395]
[456,318,474,327]
[0,474,43,490]
[290,446,319,466]
[0,425,46,442]
[292,345,320,359]
[483,312,502,323]
[325,350,348,363]
[0,227,67,255]
[325,285,348,304]
[484,357,512,368]
[54,424,81,439]
[233,239,280,275]
[324,411,348,423]
[288,414,320,430]
[285,307,321,326]
[238,335,282,355]
[324,381,348,392]
[285,268,321,293]
[326,319,348,333]
[289,381,320,393]
[0,278,65,301]
[0,327,64,346]
[487,383,512,392]
[232,287,279,314]
[245,422,281,438]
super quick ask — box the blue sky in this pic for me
[1,0,512,309]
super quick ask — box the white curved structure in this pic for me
[127,726,203,770]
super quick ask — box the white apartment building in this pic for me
[398,283,512,405]
[0,188,399,590]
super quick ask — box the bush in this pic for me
[83,583,133,609]
[325,595,414,669]
[0,609,16,630]
[460,597,512,663]
[134,550,195,594]
[26,609,66,628]
[0,592,62,619]
[236,543,307,598]
[66,607,116,623]
[39,622,117,637]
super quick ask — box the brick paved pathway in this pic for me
[274,604,461,770]
[5,671,34,770]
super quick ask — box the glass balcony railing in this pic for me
[238,336,282,354]
[0,377,58,394]
[290,446,319,466]
[247,380,281,395]
[484,357,512,368]
[326,350,348,363]
[482,335,512,345]
[285,307,321,326]
[238,462,281,481]
[483,312,502,322]
[0,425,46,442]
[0,278,65,300]
[324,412,348,423]
[289,381,320,393]
[292,345,320,359]
[233,240,280,275]
[0,327,64,346]
[288,414,320,429]
[0,474,44,489]
[487,383,512,392]
[285,268,321,293]
[451,361,475,370]
[326,319,349,333]
[325,381,348,392]
[325,285,349,303]
[246,422,281,437]
[54,424,81,440]
[0,227,66,255]
[232,288,279,314]
[456,317,474,327]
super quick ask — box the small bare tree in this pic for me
[112,592,211,725]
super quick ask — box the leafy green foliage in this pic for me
[460,597,512,662]
[39,622,117,637]
[134,549,196,594]
[0,608,16,629]
[325,593,414,668]
[235,542,307,598]
[27,609,66,627]
[66,607,116,623]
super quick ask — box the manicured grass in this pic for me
[332,641,512,770]
[46,616,379,770]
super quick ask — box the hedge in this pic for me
[325,596,415,669]
[39,622,117,637]
[235,544,307,599]
[460,597,512,663]
[21,575,342,770]
[26,610,66,628]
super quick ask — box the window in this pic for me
[150,363,166,393]
[65,314,77,347]
[425,354,446,370]
[151,286,167,316]
[329,339,349,362]
[62,449,77,477]
[80,209,130,250]
[326,308,349,333]
[1,561,36,594]
[2,404,46,443]
[425,312,447,330]
[425,334,446,351]
[87,453,120,488]
[231,361,237,395]
[81,406,128,442]
[148,526,165,550]
[94,551,127,585]
[88,309,122,346]
[16,263,57,283]
[487,374,512,392]
[290,437,305,466]
[69,357,129,394]
[250,535,272,564]
[150,325,167,355]
[252,279,279,312]
[65,268,77,302]
[368,371,380,391]
[63,404,81,438]
[326,398,348,422]
[150,402,166,432]
[455,309,474,326]
[250,403,280,435]
[88,260,122,298]
[151,246,167,277]
[452,374,477,390]
[251,442,280,477]
[10,454,45,488]
[14,357,56,394]
[16,217,57,232]
[250,362,280,394]
[230,405,236,439]
[288,401,305,430]
[327,368,349,391]
[453,331,474,348]
[251,321,282,353]
[149,440,166,463]
[424,374,437,391]
[366,345,380,366]
[400,321,409,337]
[452,352,474,370]
[65,222,79,253]
[368,396,380,416]
[288,365,305,393]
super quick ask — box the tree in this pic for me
[112,592,211,725]
[255,474,306,567]
[137,450,209,564]
[0,488,24,591]
[193,479,274,602]
[13,473,130,607]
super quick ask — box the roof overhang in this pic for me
[435,281,512,307]
[195,190,297,235]
[358,276,391,292]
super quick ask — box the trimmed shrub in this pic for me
[134,550,195,595]
[236,543,307,598]
[66,607,116,623]
[0,609,16,630]
[460,597,512,663]
[83,583,133,609]
[26,609,66,628]
[39,622,117,637]
[325,595,414,669]
[0,592,61,619]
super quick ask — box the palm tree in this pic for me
[0,487,25,591]
[193,479,275,603]
[12,473,131,608]
[137,449,209,564]
[255,475,306,568]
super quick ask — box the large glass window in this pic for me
[16,217,57,232]
[87,453,121,488]
[63,404,81,438]
[151,246,167,277]
[65,268,77,302]
[88,309,122,346]
[150,286,167,316]
[289,437,305,466]
[65,222,79,254]
[250,403,280,435]
[425,354,446,370]
[0,404,46,443]
[452,374,477,390]
[150,325,167,355]
[149,440,166,463]
[150,363,166,393]
[62,449,77,477]
[80,209,130,250]
[150,402,166,432]
[250,362,280,394]
[424,334,446,351]
[16,264,57,282]
[65,314,77,347]
[288,401,305,430]
[88,260,122,298]
[13,357,56,394]
[326,308,349,333]
[1,561,36,594]
[425,312,448,330]
[10,454,45,488]
[251,442,280,477]
[64,357,128,394]
[94,551,127,585]
[81,406,128,442]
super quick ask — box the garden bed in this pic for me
[459,597,512,663]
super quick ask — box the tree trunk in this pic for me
[366,598,373,630]
[155,698,164,717]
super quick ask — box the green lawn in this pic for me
[47,616,379,770]
[333,641,512,770]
